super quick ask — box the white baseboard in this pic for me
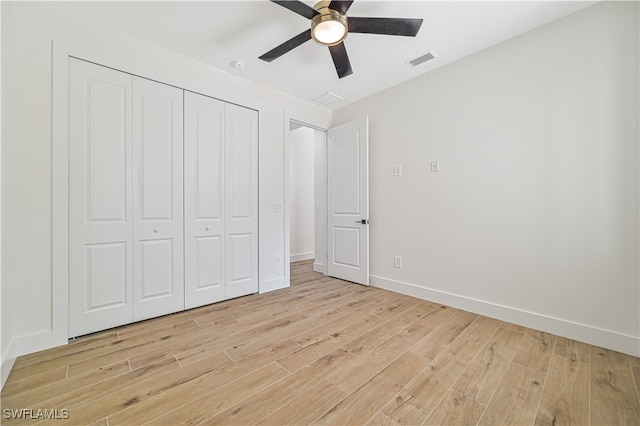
[1,356,15,391]
[313,262,325,274]
[10,329,67,360]
[260,276,288,294]
[0,327,72,390]
[370,274,640,357]
[1,341,16,391]
[290,252,314,262]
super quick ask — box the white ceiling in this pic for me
[52,0,596,109]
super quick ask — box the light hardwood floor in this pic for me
[2,260,639,425]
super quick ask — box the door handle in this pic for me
[355,219,370,224]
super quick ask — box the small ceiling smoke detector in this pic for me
[406,51,437,68]
[231,59,246,69]
[314,91,344,105]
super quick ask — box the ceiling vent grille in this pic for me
[406,51,437,68]
[314,91,344,105]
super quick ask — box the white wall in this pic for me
[0,1,8,390]
[334,1,640,355]
[289,126,315,262]
[0,1,331,384]
[314,129,328,273]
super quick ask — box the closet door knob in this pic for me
[153,228,160,233]
[205,226,211,231]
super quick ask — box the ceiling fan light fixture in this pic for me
[311,10,348,46]
[261,0,424,79]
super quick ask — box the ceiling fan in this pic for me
[259,0,424,79]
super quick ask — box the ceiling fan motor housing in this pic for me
[311,1,348,46]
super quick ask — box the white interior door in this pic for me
[225,103,259,298]
[184,91,226,308]
[69,59,134,336]
[132,77,184,321]
[327,118,369,285]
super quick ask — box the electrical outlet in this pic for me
[394,256,403,268]
[275,255,282,265]
[430,161,439,172]
[393,165,402,176]
[274,202,284,212]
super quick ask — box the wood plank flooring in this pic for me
[2,260,639,425]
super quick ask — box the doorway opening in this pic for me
[285,119,327,287]
[285,116,369,287]
[289,124,316,263]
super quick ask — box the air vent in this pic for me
[314,92,344,105]
[406,51,437,68]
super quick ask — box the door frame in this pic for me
[283,112,328,287]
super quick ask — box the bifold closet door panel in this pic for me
[69,59,258,337]
[225,104,259,299]
[184,91,226,309]
[132,77,185,321]
[68,59,134,337]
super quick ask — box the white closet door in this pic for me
[184,92,226,308]
[132,77,184,321]
[69,59,134,337]
[225,104,259,298]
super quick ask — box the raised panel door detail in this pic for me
[86,243,128,310]
[332,129,360,216]
[197,109,223,220]
[228,115,252,219]
[87,80,128,223]
[196,236,222,290]
[139,93,175,221]
[69,58,134,337]
[332,227,360,268]
[140,239,174,299]
[229,233,252,282]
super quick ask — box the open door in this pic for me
[327,117,369,285]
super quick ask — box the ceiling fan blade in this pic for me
[271,0,319,20]
[328,42,353,79]
[348,17,423,37]
[329,1,354,15]
[259,29,312,62]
